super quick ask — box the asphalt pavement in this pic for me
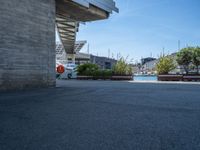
[0,80,200,150]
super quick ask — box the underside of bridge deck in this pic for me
[56,0,118,54]
[56,0,110,22]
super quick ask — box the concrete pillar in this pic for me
[72,54,76,64]
[0,0,56,90]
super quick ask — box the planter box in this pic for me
[158,74,200,82]
[77,76,111,80]
[77,75,133,81]
[183,75,200,82]
[93,76,111,80]
[111,75,133,80]
[157,75,183,81]
[77,76,93,80]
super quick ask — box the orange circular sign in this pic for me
[57,65,65,74]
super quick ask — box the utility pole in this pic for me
[108,49,110,58]
[162,47,165,56]
[178,40,181,51]
[87,43,90,54]
[112,53,114,59]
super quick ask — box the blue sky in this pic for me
[59,0,200,62]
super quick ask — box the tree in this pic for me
[192,47,200,74]
[176,47,193,74]
[156,55,176,75]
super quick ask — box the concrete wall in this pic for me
[0,0,56,90]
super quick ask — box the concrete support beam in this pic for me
[56,0,109,22]
[0,0,56,90]
[72,54,76,64]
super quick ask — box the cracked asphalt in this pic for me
[0,80,200,150]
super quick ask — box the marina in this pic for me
[134,75,157,81]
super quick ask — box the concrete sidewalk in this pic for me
[0,80,200,150]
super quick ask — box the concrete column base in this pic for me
[0,0,56,90]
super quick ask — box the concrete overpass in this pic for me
[0,0,118,90]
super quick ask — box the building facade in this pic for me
[90,55,117,69]
[56,42,116,68]
[141,57,157,65]
[142,59,158,74]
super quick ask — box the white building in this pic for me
[142,59,158,74]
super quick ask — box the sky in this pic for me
[58,0,200,62]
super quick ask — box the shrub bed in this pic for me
[76,58,133,81]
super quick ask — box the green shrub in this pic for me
[93,70,101,77]
[77,58,133,77]
[112,58,133,75]
[76,63,99,76]
[156,55,176,75]
[93,70,112,78]
[102,70,112,77]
